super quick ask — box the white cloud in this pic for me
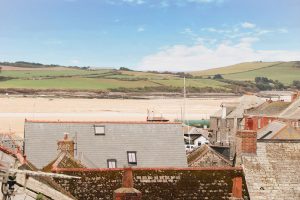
[107,0,224,6]
[138,38,300,71]
[241,22,256,29]
[278,28,288,33]
[185,0,224,3]
[122,0,145,5]
[70,59,80,64]
[137,26,145,32]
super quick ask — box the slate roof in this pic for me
[53,167,250,200]
[24,120,187,169]
[279,98,300,120]
[183,127,210,139]
[187,144,232,167]
[245,101,291,117]
[212,95,264,118]
[43,152,86,172]
[257,120,300,140]
[257,121,287,139]
[242,141,300,200]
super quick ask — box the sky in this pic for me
[0,0,300,71]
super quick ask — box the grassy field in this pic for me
[0,66,227,91]
[192,61,281,76]
[1,61,298,92]
[223,62,300,85]
[0,68,111,78]
[193,61,300,85]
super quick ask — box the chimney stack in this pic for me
[230,177,243,200]
[113,168,142,200]
[57,133,75,157]
[221,104,227,119]
[236,130,257,158]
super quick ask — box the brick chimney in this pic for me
[236,130,257,158]
[230,177,243,200]
[113,168,142,200]
[57,133,75,157]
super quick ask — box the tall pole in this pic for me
[183,77,191,151]
[183,76,186,123]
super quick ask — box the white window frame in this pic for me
[107,159,117,168]
[94,125,105,135]
[127,151,137,165]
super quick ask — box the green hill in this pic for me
[0,63,229,92]
[192,61,300,85]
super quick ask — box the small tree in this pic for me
[293,80,300,89]
[119,67,132,71]
[213,74,224,79]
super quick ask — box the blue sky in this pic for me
[0,0,300,71]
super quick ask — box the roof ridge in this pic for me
[25,119,181,124]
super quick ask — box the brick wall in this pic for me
[236,130,257,155]
[54,167,249,200]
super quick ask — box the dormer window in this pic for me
[94,125,105,135]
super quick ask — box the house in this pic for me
[209,95,264,159]
[24,120,187,169]
[235,129,300,200]
[244,94,300,131]
[244,100,291,131]
[257,90,297,102]
[187,144,232,167]
[183,127,210,151]
[42,132,249,199]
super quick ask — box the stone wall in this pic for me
[54,167,250,200]
[242,141,300,200]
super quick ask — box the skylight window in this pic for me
[94,125,105,135]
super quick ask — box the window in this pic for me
[258,118,261,129]
[127,151,137,165]
[107,159,117,168]
[94,125,105,135]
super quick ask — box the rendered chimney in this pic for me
[221,104,227,119]
[57,133,75,157]
[113,168,142,200]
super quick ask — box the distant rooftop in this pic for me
[245,100,291,117]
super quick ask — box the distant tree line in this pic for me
[255,77,285,90]
[0,61,61,68]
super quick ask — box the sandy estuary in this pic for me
[0,96,240,137]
